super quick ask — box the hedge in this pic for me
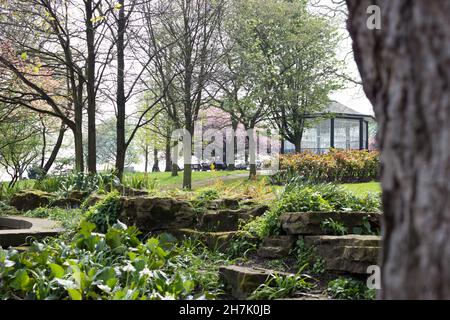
[278,149,379,183]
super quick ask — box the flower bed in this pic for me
[278,149,380,183]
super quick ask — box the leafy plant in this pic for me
[192,188,220,207]
[33,172,119,196]
[225,233,258,259]
[243,182,381,238]
[294,239,325,275]
[122,173,160,191]
[85,192,122,233]
[352,216,378,235]
[327,277,375,300]
[249,272,315,300]
[0,180,34,201]
[0,222,229,300]
[321,218,348,235]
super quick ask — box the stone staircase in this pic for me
[303,235,381,274]
[168,199,268,251]
[167,201,382,299]
[256,235,296,259]
[219,265,294,299]
[255,211,382,275]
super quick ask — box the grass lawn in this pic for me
[123,170,248,189]
[341,181,381,196]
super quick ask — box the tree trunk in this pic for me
[293,125,304,153]
[347,0,450,299]
[74,76,84,172]
[42,123,66,175]
[171,163,178,177]
[165,138,172,172]
[152,147,160,172]
[115,0,126,180]
[144,145,149,174]
[249,164,257,180]
[183,163,192,189]
[85,0,97,174]
[294,138,301,153]
[227,120,238,170]
[247,126,257,179]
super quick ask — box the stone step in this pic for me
[197,205,268,232]
[168,228,242,252]
[303,235,381,247]
[197,209,251,232]
[206,198,240,210]
[256,235,297,259]
[257,246,291,259]
[120,197,195,232]
[262,235,297,248]
[0,216,63,248]
[280,211,381,235]
[303,235,381,274]
[219,265,292,299]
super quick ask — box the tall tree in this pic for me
[347,0,450,299]
[101,0,169,179]
[222,0,342,155]
[84,0,99,173]
[149,0,226,189]
[0,107,41,187]
[0,0,113,173]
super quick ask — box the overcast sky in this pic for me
[311,0,374,116]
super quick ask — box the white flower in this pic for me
[139,267,153,277]
[4,259,15,268]
[114,266,122,276]
[122,263,136,273]
[97,284,111,293]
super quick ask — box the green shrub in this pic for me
[122,173,159,190]
[33,172,119,196]
[278,149,380,184]
[0,180,35,201]
[0,222,227,300]
[194,188,219,203]
[243,183,381,238]
[321,218,348,236]
[249,272,315,300]
[294,238,325,275]
[191,188,220,211]
[327,277,375,300]
[85,192,122,233]
[33,176,61,193]
[0,201,18,216]
[225,233,258,259]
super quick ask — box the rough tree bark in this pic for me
[85,0,97,174]
[115,0,126,180]
[347,0,450,299]
[144,145,149,173]
[152,147,160,172]
[42,124,67,175]
[165,136,172,172]
[74,75,84,172]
